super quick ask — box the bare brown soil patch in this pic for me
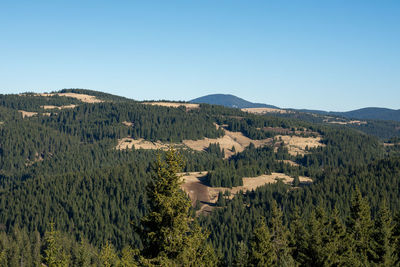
[116,137,175,150]
[384,143,397,147]
[142,102,200,110]
[37,93,103,103]
[115,125,272,156]
[324,119,367,125]
[181,172,211,206]
[19,110,38,118]
[209,173,312,199]
[25,152,44,166]
[277,160,300,167]
[274,135,325,156]
[41,104,77,110]
[242,107,293,114]
[183,127,272,158]
[181,172,312,215]
[122,121,134,127]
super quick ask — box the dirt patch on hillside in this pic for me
[115,125,321,158]
[183,127,272,158]
[115,126,271,156]
[384,143,396,147]
[37,93,103,103]
[242,107,293,114]
[181,172,211,206]
[122,121,134,127]
[274,135,324,156]
[142,102,200,110]
[116,137,174,150]
[324,119,367,125]
[277,160,300,167]
[181,171,312,214]
[41,104,77,110]
[209,173,312,199]
[25,152,44,166]
[19,110,38,118]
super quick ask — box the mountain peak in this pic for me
[190,94,278,109]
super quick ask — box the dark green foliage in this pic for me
[136,148,217,266]
[371,201,396,266]
[200,157,400,265]
[0,93,81,112]
[206,143,225,158]
[248,219,275,266]
[0,226,101,267]
[276,109,400,140]
[268,201,294,266]
[1,90,400,266]
[205,145,302,187]
[392,213,400,266]
[0,160,151,249]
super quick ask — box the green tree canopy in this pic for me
[137,148,217,266]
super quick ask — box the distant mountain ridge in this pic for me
[337,107,400,121]
[190,94,278,109]
[297,107,400,122]
[191,93,400,122]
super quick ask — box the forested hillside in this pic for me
[273,109,400,140]
[0,89,399,266]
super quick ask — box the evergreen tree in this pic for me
[216,191,226,206]
[289,206,309,265]
[327,207,352,266]
[44,223,70,267]
[292,175,300,187]
[372,201,396,266]
[99,241,120,267]
[269,201,294,266]
[137,147,217,266]
[249,219,276,267]
[120,246,137,267]
[233,241,249,267]
[392,212,400,266]
[304,207,330,266]
[347,188,374,266]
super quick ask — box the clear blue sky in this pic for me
[1,0,399,111]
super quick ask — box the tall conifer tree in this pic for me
[249,219,276,267]
[347,188,374,265]
[137,148,217,266]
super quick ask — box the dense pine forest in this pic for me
[0,89,400,266]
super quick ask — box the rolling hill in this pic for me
[190,94,278,109]
[338,107,400,121]
[192,94,400,122]
[1,89,400,266]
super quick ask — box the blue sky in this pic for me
[0,0,399,111]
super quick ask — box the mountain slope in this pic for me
[337,107,400,122]
[293,107,400,122]
[1,89,400,266]
[190,94,278,109]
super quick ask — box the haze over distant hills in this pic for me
[191,94,400,122]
